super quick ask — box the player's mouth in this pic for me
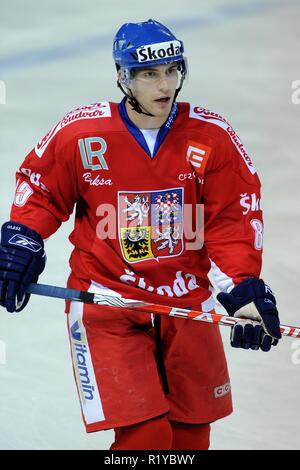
[154,97,171,106]
[154,96,171,103]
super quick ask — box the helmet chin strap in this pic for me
[117,81,155,117]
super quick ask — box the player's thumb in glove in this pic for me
[0,221,46,313]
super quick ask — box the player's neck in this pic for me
[125,100,165,129]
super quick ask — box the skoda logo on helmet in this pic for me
[135,40,182,63]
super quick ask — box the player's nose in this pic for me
[157,74,170,93]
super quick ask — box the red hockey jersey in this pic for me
[10,101,263,309]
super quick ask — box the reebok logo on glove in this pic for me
[0,221,46,313]
[265,284,274,295]
[8,234,43,252]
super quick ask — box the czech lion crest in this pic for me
[118,188,184,263]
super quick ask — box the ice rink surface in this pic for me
[0,0,300,450]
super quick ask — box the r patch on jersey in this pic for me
[118,188,184,263]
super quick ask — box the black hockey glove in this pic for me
[0,221,46,312]
[217,278,281,352]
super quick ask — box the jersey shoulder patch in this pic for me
[35,102,111,158]
[189,104,256,175]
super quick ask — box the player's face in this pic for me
[129,63,179,118]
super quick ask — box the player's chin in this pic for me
[153,101,172,117]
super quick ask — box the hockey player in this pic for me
[0,20,281,450]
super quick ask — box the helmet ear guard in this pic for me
[117,67,130,88]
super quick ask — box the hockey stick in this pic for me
[26,282,300,339]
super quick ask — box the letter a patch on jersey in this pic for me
[118,188,184,263]
[186,140,212,176]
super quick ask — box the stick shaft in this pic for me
[27,283,300,339]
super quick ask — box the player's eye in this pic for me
[143,71,156,78]
[167,66,177,76]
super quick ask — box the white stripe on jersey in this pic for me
[69,300,105,425]
[189,105,257,175]
[35,102,111,158]
[209,258,235,293]
[201,293,217,313]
